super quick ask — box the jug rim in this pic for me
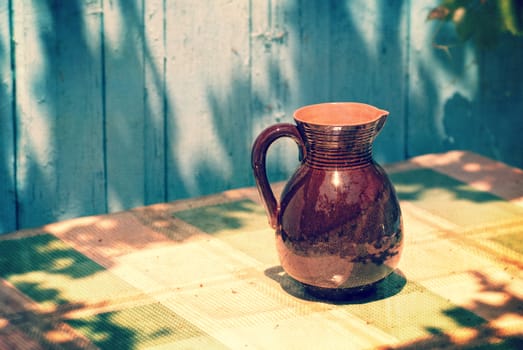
[294,102,389,126]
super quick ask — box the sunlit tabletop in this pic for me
[1,151,522,349]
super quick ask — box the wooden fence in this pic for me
[1,0,522,234]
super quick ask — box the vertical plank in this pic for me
[474,38,523,168]
[285,0,332,106]
[330,0,408,163]
[165,0,251,200]
[144,0,166,205]
[250,0,332,183]
[407,0,480,159]
[14,0,105,228]
[250,0,296,183]
[0,1,16,233]
[103,0,145,211]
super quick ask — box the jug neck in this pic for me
[298,121,381,169]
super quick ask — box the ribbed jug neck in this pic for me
[298,122,378,169]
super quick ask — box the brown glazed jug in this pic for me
[251,102,403,299]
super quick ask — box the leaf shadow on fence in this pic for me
[3,1,523,232]
[409,6,523,168]
[11,0,106,229]
[0,20,16,233]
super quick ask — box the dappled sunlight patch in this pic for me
[0,318,8,329]
[0,234,141,312]
[173,199,269,236]
[463,162,481,172]
[96,218,118,230]
[173,199,277,265]
[381,269,523,349]
[468,179,493,192]
[445,327,480,346]
[420,268,523,327]
[45,216,100,235]
[390,167,523,226]
[490,313,523,336]
[411,151,523,206]
[65,302,227,349]
[44,328,76,344]
[47,211,182,266]
[476,291,513,308]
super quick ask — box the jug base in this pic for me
[302,280,382,302]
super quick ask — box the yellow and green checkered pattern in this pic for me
[1,161,522,349]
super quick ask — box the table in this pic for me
[1,151,522,349]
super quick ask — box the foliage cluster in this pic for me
[428,0,523,47]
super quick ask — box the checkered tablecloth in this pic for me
[1,151,522,349]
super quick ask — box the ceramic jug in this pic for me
[251,102,403,298]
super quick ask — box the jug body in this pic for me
[251,103,403,298]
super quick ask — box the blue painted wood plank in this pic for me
[250,1,329,184]
[0,2,16,234]
[285,0,332,106]
[103,0,146,211]
[164,0,251,200]
[144,0,167,205]
[250,0,408,185]
[407,0,473,158]
[330,0,408,163]
[13,0,106,228]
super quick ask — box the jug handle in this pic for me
[251,123,306,229]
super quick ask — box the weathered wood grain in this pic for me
[0,1,16,233]
[12,0,106,229]
[330,0,408,163]
[103,0,145,212]
[144,0,167,205]
[165,0,251,200]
